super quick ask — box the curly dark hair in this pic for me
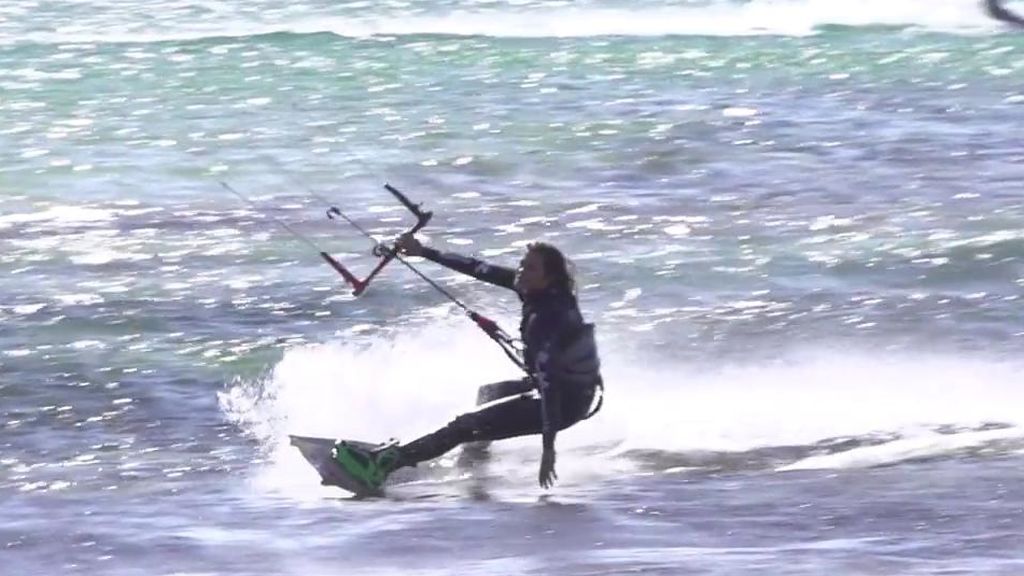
[527,242,576,295]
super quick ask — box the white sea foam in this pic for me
[220,319,1024,491]
[1,0,1006,46]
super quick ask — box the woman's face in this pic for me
[514,250,549,294]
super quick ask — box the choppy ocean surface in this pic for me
[3,0,1024,574]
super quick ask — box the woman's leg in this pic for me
[399,393,545,467]
[398,383,596,469]
[475,378,533,405]
[461,378,535,464]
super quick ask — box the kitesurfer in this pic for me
[340,236,604,490]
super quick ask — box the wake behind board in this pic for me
[289,435,388,497]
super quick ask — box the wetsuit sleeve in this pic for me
[987,0,1024,27]
[420,247,516,290]
[528,311,575,452]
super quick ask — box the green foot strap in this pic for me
[375,445,402,472]
[332,442,401,490]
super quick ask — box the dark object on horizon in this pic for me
[985,0,1024,28]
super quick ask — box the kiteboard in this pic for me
[289,435,396,497]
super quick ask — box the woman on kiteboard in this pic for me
[337,235,604,491]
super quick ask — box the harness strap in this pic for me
[583,380,604,420]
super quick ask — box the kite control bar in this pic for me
[223,179,527,374]
[318,184,526,371]
[319,184,433,296]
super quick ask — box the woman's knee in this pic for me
[475,378,530,405]
[475,383,500,405]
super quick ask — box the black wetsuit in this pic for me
[986,0,1024,28]
[397,248,603,466]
